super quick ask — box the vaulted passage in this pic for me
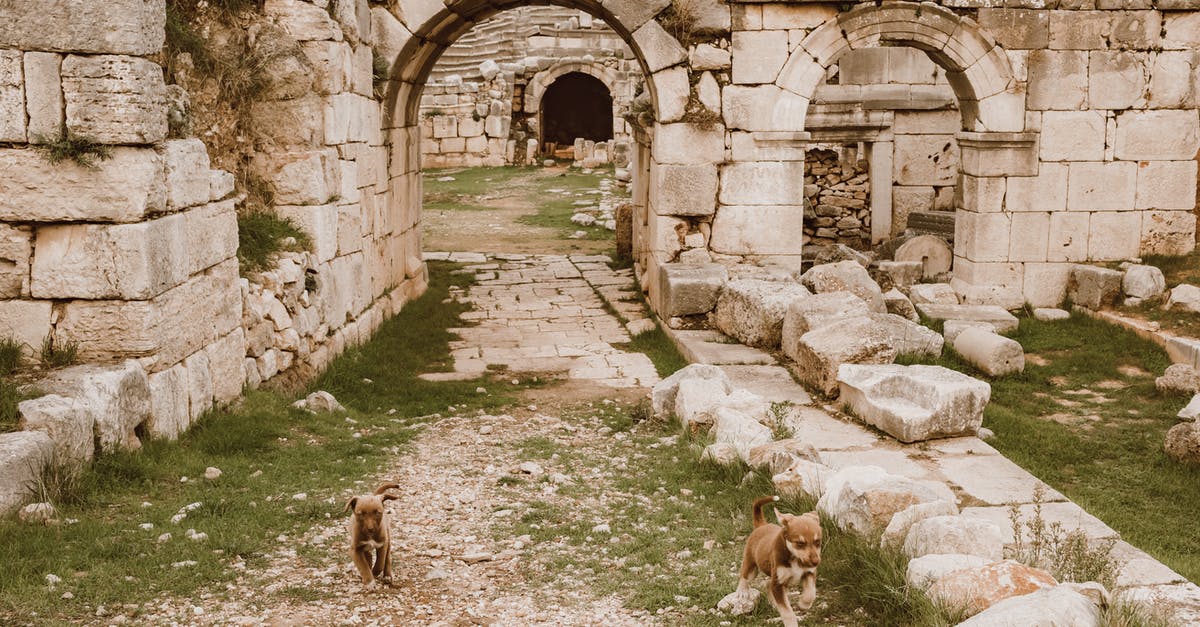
[540,72,614,147]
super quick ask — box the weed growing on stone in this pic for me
[1100,599,1177,627]
[615,324,688,378]
[39,336,79,369]
[236,210,311,273]
[0,337,21,377]
[0,381,20,433]
[1007,486,1118,588]
[767,401,796,440]
[31,134,112,169]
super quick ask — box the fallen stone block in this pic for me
[943,320,995,343]
[915,303,1019,334]
[749,438,821,475]
[1068,265,1123,310]
[956,585,1104,626]
[953,327,1025,377]
[1167,284,1200,314]
[816,464,953,535]
[1156,363,1199,395]
[1179,394,1200,421]
[0,431,55,517]
[1033,308,1070,321]
[927,560,1057,617]
[883,288,920,322]
[881,500,960,549]
[711,406,773,463]
[39,360,150,453]
[650,363,731,417]
[780,291,871,359]
[717,587,760,615]
[871,313,943,358]
[17,395,95,468]
[903,515,1006,560]
[799,260,886,313]
[701,442,740,466]
[772,458,830,500]
[906,553,996,590]
[837,364,990,443]
[1164,421,1200,465]
[675,377,732,430]
[713,279,810,348]
[656,263,728,317]
[791,316,897,397]
[908,283,958,305]
[1123,264,1166,300]
[878,261,923,289]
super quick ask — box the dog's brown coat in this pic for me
[345,482,400,585]
[736,496,822,627]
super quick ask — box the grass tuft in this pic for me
[236,210,311,273]
[0,337,21,377]
[31,134,112,169]
[615,324,688,378]
[1007,485,1118,588]
[0,380,22,434]
[39,336,79,369]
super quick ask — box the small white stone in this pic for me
[517,462,543,475]
[204,467,222,480]
[45,574,61,587]
[61,591,74,600]
[292,493,307,501]
[592,523,611,534]
[479,425,494,435]
[157,533,172,543]
[139,523,154,531]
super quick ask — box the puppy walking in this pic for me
[345,482,401,585]
[735,496,823,627]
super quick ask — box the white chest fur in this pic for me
[774,563,816,587]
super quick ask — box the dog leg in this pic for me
[351,547,375,584]
[769,580,799,627]
[736,553,757,595]
[797,571,817,610]
[373,546,392,583]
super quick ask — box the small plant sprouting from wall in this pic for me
[372,50,390,99]
[658,0,702,48]
[40,336,80,369]
[237,209,313,273]
[32,134,113,169]
[0,337,21,378]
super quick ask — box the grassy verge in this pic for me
[0,263,523,621]
[501,404,962,626]
[515,167,613,241]
[908,312,1200,582]
[236,211,311,274]
[616,324,689,378]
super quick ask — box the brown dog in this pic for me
[735,495,822,627]
[345,482,400,585]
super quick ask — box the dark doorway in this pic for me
[540,72,614,147]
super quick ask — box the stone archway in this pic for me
[775,1,1041,306]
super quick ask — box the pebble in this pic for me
[476,387,487,394]
[479,425,494,435]
[517,462,543,475]
[204,467,222,480]
[171,561,197,569]
[45,574,61,587]
[139,523,154,531]
[592,523,611,534]
[292,493,308,501]
[61,592,74,600]
[158,533,172,544]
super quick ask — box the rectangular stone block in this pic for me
[337,205,364,255]
[164,138,213,211]
[722,84,809,132]
[957,132,1039,177]
[894,134,958,186]
[184,200,238,274]
[1040,111,1105,162]
[655,263,728,317]
[54,259,241,371]
[1136,161,1198,211]
[1005,162,1067,213]
[1048,211,1090,262]
[647,213,685,262]
[324,92,372,144]
[301,40,352,95]
[0,0,165,55]
[955,210,1012,263]
[1048,11,1110,49]
[1067,162,1137,212]
[1141,210,1197,256]
[732,30,789,84]
[252,148,341,205]
[31,214,189,300]
[1110,10,1161,49]
[184,349,213,420]
[278,204,338,263]
[1089,212,1142,260]
[649,164,718,216]
[263,0,344,41]
[719,162,805,205]
[0,224,31,298]
[1163,12,1200,49]
[977,9,1049,49]
[1026,50,1087,110]
[1023,262,1071,309]
[951,259,1024,292]
[0,300,52,354]
[894,110,960,135]
[1089,52,1147,110]
[1009,212,1050,262]
[0,147,165,223]
[146,364,189,440]
[62,54,167,144]
[652,123,726,165]
[250,95,324,148]
[710,205,805,256]
[960,176,1007,213]
[207,328,246,405]
[0,50,25,143]
[23,51,64,141]
[631,19,686,74]
[1147,51,1200,109]
[1115,110,1200,161]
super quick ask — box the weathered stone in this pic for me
[791,316,897,397]
[0,147,165,223]
[731,29,789,84]
[277,204,338,263]
[0,431,55,517]
[1118,582,1200,626]
[651,363,732,417]
[883,288,920,322]
[61,54,166,144]
[719,162,806,205]
[870,313,943,358]
[957,585,1103,626]
[164,139,213,211]
[1027,50,1088,111]
[1114,110,1200,161]
[656,263,728,317]
[782,291,872,358]
[927,560,1058,617]
[0,224,31,298]
[714,279,810,348]
[1067,265,1124,310]
[817,465,952,535]
[1167,284,1200,314]
[1179,394,1200,421]
[0,300,51,354]
[710,205,805,256]
[881,500,960,549]
[878,261,923,289]
[24,52,65,142]
[906,554,996,590]
[953,328,1025,377]
[943,320,996,344]
[252,149,340,206]
[1122,264,1166,300]
[1136,160,1198,211]
[675,377,733,431]
[772,459,831,500]
[146,364,190,440]
[915,304,1018,333]
[748,439,822,476]
[690,43,731,70]
[1032,308,1069,322]
[18,502,55,524]
[838,364,990,443]
[0,0,165,55]
[701,442,740,466]
[1164,421,1200,465]
[894,135,958,186]
[652,123,726,165]
[39,360,150,454]
[903,515,1006,560]
[207,329,247,405]
[264,0,343,41]
[17,394,95,467]
[908,283,958,305]
[711,407,773,463]
[650,164,719,216]
[799,261,886,313]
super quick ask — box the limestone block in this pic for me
[632,20,686,74]
[370,7,412,76]
[146,364,190,440]
[1111,10,1161,49]
[719,162,805,205]
[800,261,886,313]
[1168,285,1200,314]
[1136,161,1198,211]
[894,135,957,186]
[721,84,809,132]
[61,55,166,144]
[1088,52,1146,110]
[955,210,1010,264]
[1048,10,1110,49]
[1163,12,1200,49]
[906,554,995,590]
[1087,212,1141,261]
[772,459,831,500]
[1026,50,1087,110]
[749,439,822,476]
[210,170,235,201]
[17,394,95,467]
[0,300,51,354]
[732,30,789,84]
[1147,51,1200,109]
[883,289,920,322]
[652,123,725,165]
[1009,212,1049,263]
[185,349,213,420]
[207,329,247,405]
[675,378,733,430]
[651,363,732,417]
[1039,111,1104,162]
[0,51,25,143]
[711,407,773,463]
[183,200,238,275]
[0,0,165,55]
[904,515,1005,560]
[954,327,1025,377]
[782,291,872,361]
[264,0,343,41]
[1006,162,1067,214]
[1047,212,1090,262]
[484,114,509,139]
[927,560,1058,618]
[710,206,805,256]
[838,363,989,443]
[31,214,190,300]
[791,316,897,397]
[915,303,1019,333]
[163,139,213,211]
[908,283,958,305]
[599,0,670,32]
[1118,264,1164,301]
[690,44,730,71]
[1068,265,1124,310]
[253,149,340,206]
[0,147,165,223]
[1115,110,1200,161]
[701,442,739,466]
[762,4,836,30]
[870,313,944,358]
[20,52,61,142]
[1023,263,1071,309]
[976,9,1048,50]
[0,224,31,298]
[1141,211,1197,256]
[817,465,952,535]
[54,260,241,370]
[1067,162,1136,212]
[249,95,324,148]
[957,585,1104,626]
[882,500,960,550]
[650,164,718,217]
[325,93,373,144]
[40,360,150,453]
[696,71,721,114]
[655,263,728,317]
[714,279,811,348]
[0,432,55,517]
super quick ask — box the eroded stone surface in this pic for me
[838,364,990,443]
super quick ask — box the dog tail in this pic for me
[374,482,401,495]
[751,495,779,528]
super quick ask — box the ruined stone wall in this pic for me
[420,73,515,168]
[804,148,871,247]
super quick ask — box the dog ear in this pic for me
[777,512,792,524]
[344,497,358,513]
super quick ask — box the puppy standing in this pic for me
[345,482,401,585]
[736,495,822,627]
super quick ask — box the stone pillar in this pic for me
[868,140,894,245]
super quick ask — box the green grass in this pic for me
[39,336,78,369]
[236,211,311,274]
[0,380,23,433]
[616,324,689,378]
[0,337,21,377]
[908,312,1200,582]
[1143,248,1200,288]
[31,134,112,169]
[0,262,523,622]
